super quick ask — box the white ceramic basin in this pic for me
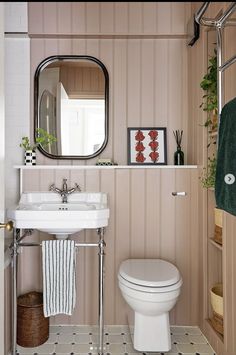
[7,192,110,236]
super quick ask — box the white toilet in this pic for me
[118,259,183,352]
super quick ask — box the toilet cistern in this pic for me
[49,178,81,203]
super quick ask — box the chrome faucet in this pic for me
[49,178,81,203]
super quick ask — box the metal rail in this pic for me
[10,228,106,355]
[195,2,236,127]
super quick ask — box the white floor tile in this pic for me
[54,343,73,353]
[176,343,196,353]
[57,333,74,344]
[17,325,216,355]
[172,334,191,344]
[170,325,187,335]
[193,343,216,353]
[74,333,90,343]
[35,343,55,354]
[188,334,208,344]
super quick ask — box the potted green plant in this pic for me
[20,128,56,165]
[200,155,217,189]
[199,48,218,189]
[200,49,218,133]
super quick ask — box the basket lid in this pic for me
[17,291,43,307]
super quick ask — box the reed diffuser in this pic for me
[173,130,184,165]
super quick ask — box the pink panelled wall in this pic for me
[31,37,189,166]
[28,2,190,36]
[19,167,200,326]
[14,1,202,327]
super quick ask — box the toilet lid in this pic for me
[119,259,180,287]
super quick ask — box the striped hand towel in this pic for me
[42,240,76,317]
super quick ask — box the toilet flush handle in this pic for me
[172,192,187,196]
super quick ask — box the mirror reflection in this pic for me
[35,56,109,159]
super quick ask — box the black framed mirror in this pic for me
[34,55,109,159]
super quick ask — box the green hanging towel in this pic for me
[215,97,236,216]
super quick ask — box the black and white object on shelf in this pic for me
[24,150,36,166]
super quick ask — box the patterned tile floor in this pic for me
[17,325,216,355]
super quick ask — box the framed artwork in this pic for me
[127,127,167,165]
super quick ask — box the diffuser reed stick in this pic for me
[173,130,184,165]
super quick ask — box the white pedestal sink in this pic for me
[7,192,110,238]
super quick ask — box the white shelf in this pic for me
[14,165,198,170]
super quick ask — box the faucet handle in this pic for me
[49,183,56,191]
[75,183,82,192]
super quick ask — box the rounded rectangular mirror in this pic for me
[34,55,109,159]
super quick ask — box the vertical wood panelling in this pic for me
[127,40,141,127]
[71,3,86,35]
[128,2,143,34]
[160,169,175,262]
[175,169,191,325]
[143,3,157,34]
[113,40,127,164]
[114,170,131,324]
[160,169,176,324]
[28,2,190,36]
[141,40,154,126]
[168,40,184,165]
[86,2,100,34]
[100,3,114,34]
[171,2,187,35]
[43,2,57,35]
[154,40,168,128]
[58,3,72,35]
[156,3,171,35]
[145,169,161,257]
[28,2,43,34]
[114,2,128,34]
[130,170,145,257]
[99,39,114,162]
[190,169,200,324]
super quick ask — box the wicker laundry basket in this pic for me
[210,283,223,335]
[17,291,49,347]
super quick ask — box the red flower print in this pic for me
[149,140,159,151]
[135,130,145,141]
[136,152,146,163]
[149,151,159,162]
[135,141,145,152]
[148,130,158,140]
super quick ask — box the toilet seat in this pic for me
[118,259,182,293]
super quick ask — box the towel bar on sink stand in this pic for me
[9,227,106,355]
